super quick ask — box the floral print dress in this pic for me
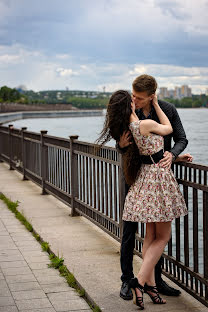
[122,120,188,223]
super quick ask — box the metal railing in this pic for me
[0,124,207,307]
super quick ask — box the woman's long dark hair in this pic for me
[96,90,142,186]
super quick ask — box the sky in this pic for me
[0,0,208,93]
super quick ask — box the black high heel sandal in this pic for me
[144,284,166,304]
[129,278,144,310]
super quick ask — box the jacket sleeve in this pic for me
[170,106,188,157]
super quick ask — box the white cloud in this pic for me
[55,54,71,60]
[56,67,78,77]
[0,54,21,64]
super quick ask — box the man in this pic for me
[118,74,188,300]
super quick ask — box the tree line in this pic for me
[0,86,207,109]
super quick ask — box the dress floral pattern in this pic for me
[122,120,188,223]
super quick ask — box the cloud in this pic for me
[0,1,207,92]
[0,44,207,93]
[0,54,21,64]
[0,0,207,66]
[55,54,71,60]
[56,67,78,77]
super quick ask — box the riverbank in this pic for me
[0,110,104,124]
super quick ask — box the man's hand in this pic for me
[118,130,133,149]
[159,151,173,169]
[176,153,193,163]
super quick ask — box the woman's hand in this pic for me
[131,101,136,113]
[129,101,139,123]
[152,94,159,107]
[176,153,193,163]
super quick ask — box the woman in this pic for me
[97,90,191,309]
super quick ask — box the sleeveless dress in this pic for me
[122,120,188,223]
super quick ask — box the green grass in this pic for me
[0,192,102,312]
[0,193,33,232]
[41,241,50,252]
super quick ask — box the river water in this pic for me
[5,108,208,165]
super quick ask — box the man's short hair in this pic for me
[132,74,157,96]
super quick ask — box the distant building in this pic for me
[174,87,182,99]
[181,85,192,98]
[159,87,169,99]
[56,92,63,100]
[168,90,175,98]
[158,85,192,99]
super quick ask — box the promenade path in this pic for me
[0,162,207,312]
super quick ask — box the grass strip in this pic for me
[0,192,101,312]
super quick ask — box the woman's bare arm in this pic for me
[140,95,173,136]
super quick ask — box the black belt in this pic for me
[141,149,164,164]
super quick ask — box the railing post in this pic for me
[8,124,14,170]
[21,127,28,180]
[69,135,79,216]
[118,154,125,241]
[40,130,48,195]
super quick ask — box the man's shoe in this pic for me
[120,281,133,300]
[156,279,181,296]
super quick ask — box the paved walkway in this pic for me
[0,200,91,312]
[0,162,207,312]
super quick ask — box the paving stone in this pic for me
[28,262,49,270]
[0,296,15,306]
[18,245,41,251]
[41,283,70,293]
[0,254,24,261]
[35,274,66,285]
[0,307,18,312]
[15,298,53,310]
[21,250,47,257]
[6,225,26,231]
[2,266,32,276]
[47,291,79,301]
[12,235,36,241]
[6,273,37,283]
[0,232,9,236]
[15,309,56,312]
[0,260,28,268]
[0,280,11,296]
[0,244,17,250]
[15,240,40,247]
[0,249,22,256]
[12,289,47,300]
[11,233,35,240]
[50,298,90,311]
[0,239,14,244]
[8,281,41,292]
[24,255,50,263]
[33,268,60,277]
[8,229,28,234]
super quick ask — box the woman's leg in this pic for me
[142,223,156,259]
[138,221,172,285]
[142,223,156,285]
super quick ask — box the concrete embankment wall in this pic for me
[0,110,104,124]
